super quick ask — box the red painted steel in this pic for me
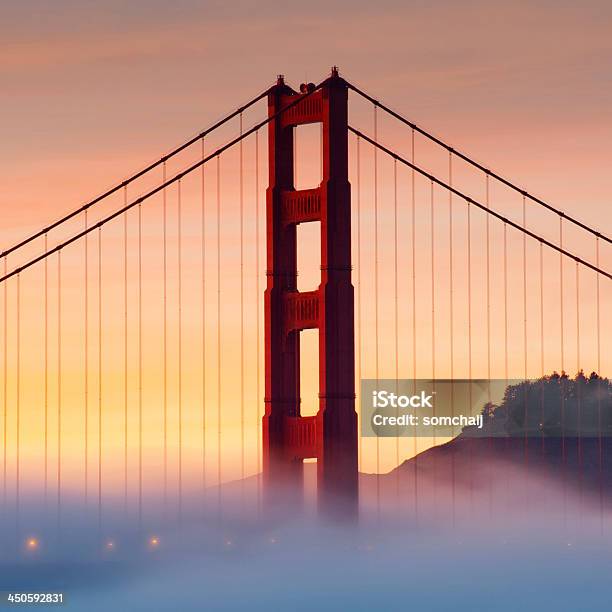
[281,188,321,225]
[262,70,358,517]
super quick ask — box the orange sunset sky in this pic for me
[1,1,611,504]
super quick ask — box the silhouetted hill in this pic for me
[472,371,612,438]
[360,373,612,518]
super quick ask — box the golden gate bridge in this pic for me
[0,68,610,539]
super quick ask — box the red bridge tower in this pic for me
[262,69,358,515]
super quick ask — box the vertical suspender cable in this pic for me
[523,197,528,381]
[575,263,580,371]
[559,222,567,532]
[503,221,509,502]
[448,151,454,376]
[356,136,363,467]
[559,219,565,465]
[44,241,49,505]
[123,189,128,514]
[85,211,89,504]
[411,131,416,373]
[467,199,473,512]
[138,199,143,528]
[560,219,564,373]
[201,138,207,498]
[503,223,508,383]
[356,135,362,472]
[255,130,261,508]
[485,175,492,515]
[500,215,510,508]
[162,162,168,517]
[177,181,182,523]
[576,262,581,470]
[240,113,245,481]
[430,180,435,378]
[595,237,601,373]
[430,177,440,516]
[255,131,261,502]
[448,154,454,518]
[393,159,399,448]
[97,230,102,533]
[486,177,491,384]
[523,196,528,462]
[357,136,363,467]
[596,237,602,532]
[2,257,6,507]
[217,156,222,505]
[393,159,399,475]
[369,105,380,515]
[57,251,62,531]
[430,180,436,452]
[373,105,380,495]
[411,129,418,521]
[15,274,20,536]
[540,242,545,455]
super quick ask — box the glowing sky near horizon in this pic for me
[1,0,611,498]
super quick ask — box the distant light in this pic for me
[269,537,277,545]
[149,536,160,548]
[105,540,115,550]
[224,539,233,547]
[26,537,39,550]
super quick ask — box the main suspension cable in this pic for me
[0,87,274,261]
[0,81,326,285]
[347,127,612,281]
[346,81,611,245]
